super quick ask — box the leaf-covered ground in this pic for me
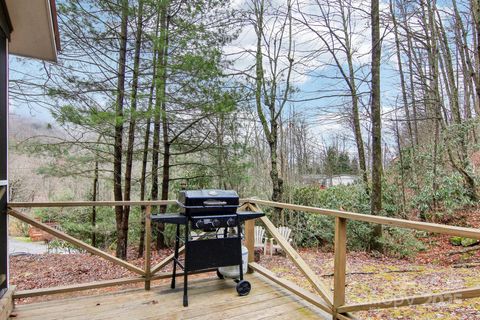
[259,249,480,319]
[255,208,480,319]
[9,247,177,304]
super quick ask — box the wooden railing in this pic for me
[5,201,249,299]
[6,199,480,319]
[8,201,175,299]
[242,198,480,320]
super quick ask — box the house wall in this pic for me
[330,175,358,187]
[301,175,359,188]
[0,0,11,298]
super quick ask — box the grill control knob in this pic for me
[226,218,236,227]
[212,219,221,228]
[195,220,205,229]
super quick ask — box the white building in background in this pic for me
[301,174,359,188]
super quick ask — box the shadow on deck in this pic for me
[11,273,331,319]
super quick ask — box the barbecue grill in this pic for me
[151,189,264,307]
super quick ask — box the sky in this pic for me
[9,57,54,121]
[8,0,403,157]
[224,0,400,150]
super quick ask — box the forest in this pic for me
[7,0,480,266]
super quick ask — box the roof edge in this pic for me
[0,0,12,37]
[49,0,60,51]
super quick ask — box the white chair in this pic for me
[254,226,268,255]
[269,226,293,256]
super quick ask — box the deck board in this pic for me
[11,273,330,319]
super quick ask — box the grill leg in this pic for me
[237,223,244,281]
[183,222,189,307]
[171,224,180,289]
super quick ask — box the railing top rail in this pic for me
[245,198,480,240]
[8,198,480,239]
[8,200,177,208]
[8,199,252,208]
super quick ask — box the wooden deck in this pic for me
[10,273,331,319]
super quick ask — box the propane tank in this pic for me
[218,245,248,279]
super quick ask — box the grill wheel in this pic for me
[236,280,251,296]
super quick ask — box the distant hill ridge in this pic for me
[9,114,64,142]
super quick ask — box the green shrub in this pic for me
[461,238,479,247]
[450,236,462,246]
[282,184,425,256]
[450,236,479,247]
[10,217,30,237]
[379,227,426,258]
[410,172,473,218]
[34,206,117,249]
[284,184,374,250]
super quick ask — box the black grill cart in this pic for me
[151,189,264,307]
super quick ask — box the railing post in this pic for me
[245,221,255,261]
[144,205,152,290]
[244,203,256,273]
[333,217,347,319]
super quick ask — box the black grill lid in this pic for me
[177,189,239,216]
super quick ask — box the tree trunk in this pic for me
[114,0,129,259]
[123,0,144,258]
[138,18,160,257]
[159,12,170,218]
[474,0,480,110]
[451,2,478,139]
[338,0,368,188]
[400,1,420,146]
[157,138,169,249]
[394,112,407,216]
[91,157,99,248]
[424,0,442,210]
[390,0,414,145]
[370,0,383,249]
[138,118,151,257]
[151,0,169,249]
[253,0,291,215]
[269,118,284,224]
[436,8,478,200]
[452,0,480,116]
[269,128,283,204]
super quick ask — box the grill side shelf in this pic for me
[151,212,264,224]
[151,214,187,225]
[237,211,265,221]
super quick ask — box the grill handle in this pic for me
[203,200,227,206]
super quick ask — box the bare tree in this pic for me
[370,0,383,247]
[252,0,295,210]
[297,0,369,188]
[113,0,129,259]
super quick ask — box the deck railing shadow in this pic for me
[7,199,480,319]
